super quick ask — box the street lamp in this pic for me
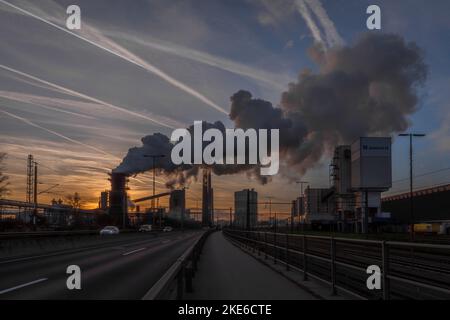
[398,133,426,240]
[143,155,165,209]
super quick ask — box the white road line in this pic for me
[122,247,146,256]
[0,278,48,295]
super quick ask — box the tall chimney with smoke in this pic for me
[109,171,129,227]
[202,169,213,227]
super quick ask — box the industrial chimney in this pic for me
[202,169,213,227]
[109,171,129,227]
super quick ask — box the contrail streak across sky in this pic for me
[0,0,229,115]
[0,64,179,129]
[0,109,119,159]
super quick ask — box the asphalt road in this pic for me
[0,230,202,299]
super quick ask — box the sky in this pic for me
[0,0,449,219]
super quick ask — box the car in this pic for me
[163,226,173,232]
[139,224,152,232]
[100,226,120,235]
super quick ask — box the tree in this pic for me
[0,153,9,199]
[65,192,84,209]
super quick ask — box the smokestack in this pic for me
[109,171,129,227]
[202,168,213,227]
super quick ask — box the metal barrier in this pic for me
[142,230,213,300]
[224,229,450,300]
[0,229,138,239]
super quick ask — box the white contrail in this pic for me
[0,0,228,115]
[0,64,180,129]
[295,0,324,46]
[303,0,344,47]
[0,109,119,159]
[0,91,96,120]
[111,32,290,91]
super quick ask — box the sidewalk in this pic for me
[186,231,317,300]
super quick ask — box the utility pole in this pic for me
[33,161,38,226]
[363,189,369,235]
[267,197,272,231]
[246,189,250,231]
[229,207,232,228]
[399,133,425,241]
[26,155,34,203]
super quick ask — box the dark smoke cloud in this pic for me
[115,121,267,188]
[115,33,427,185]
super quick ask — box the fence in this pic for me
[224,229,450,300]
[142,229,213,300]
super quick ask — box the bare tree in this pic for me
[0,153,9,199]
[65,192,84,209]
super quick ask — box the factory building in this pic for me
[234,189,258,229]
[351,137,392,233]
[303,187,335,226]
[99,191,109,210]
[330,145,356,230]
[382,184,450,225]
[292,137,393,233]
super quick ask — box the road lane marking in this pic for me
[0,278,48,295]
[122,247,146,256]
[161,240,171,244]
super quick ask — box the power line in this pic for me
[392,166,450,184]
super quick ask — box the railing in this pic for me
[0,229,139,239]
[142,229,213,300]
[224,229,450,300]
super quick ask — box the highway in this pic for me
[0,231,202,299]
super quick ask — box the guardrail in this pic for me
[0,229,137,239]
[142,229,213,300]
[224,229,450,300]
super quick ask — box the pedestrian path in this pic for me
[186,231,317,300]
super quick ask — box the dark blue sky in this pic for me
[0,0,449,210]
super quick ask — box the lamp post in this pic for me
[144,155,165,228]
[398,133,426,241]
[143,155,165,209]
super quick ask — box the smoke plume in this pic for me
[115,33,427,186]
